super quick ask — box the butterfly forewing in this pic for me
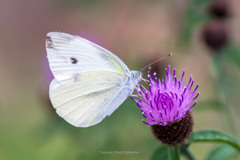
[46,32,130,83]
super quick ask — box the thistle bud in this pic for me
[202,20,229,51]
[208,0,230,19]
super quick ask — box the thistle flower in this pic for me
[131,65,199,145]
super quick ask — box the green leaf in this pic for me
[168,145,180,160]
[150,145,168,160]
[185,130,240,151]
[206,144,239,160]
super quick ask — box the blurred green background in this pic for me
[0,0,240,159]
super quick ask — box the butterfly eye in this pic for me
[134,71,142,78]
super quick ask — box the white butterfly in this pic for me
[46,32,142,127]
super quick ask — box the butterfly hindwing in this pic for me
[49,71,131,127]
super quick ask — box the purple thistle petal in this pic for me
[153,72,158,84]
[193,92,200,100]
[179,99,183,107]
[131,65,199,126]
[170,92,174,98]
[186,101,197,111]
[139,85,145,92]
[178,81,181,90]
[188,75,192,85]
[174,76,177,86]
[130,96,135,102]
[180,70,185,83]
[174,93,178,99]
[163,80,166,89]
[165,68,168,76]
[145,93,149,101]
[193,84,199,93]
[182,87,187,95]
[190,80,194,88]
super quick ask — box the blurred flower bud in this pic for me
[208,0,230,19]
[202,20,229,51]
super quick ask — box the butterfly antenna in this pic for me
[140,53,172,72]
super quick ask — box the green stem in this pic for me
[168,145,180,160]
[220,88,238,136]
[213,55,238,136]
[180,145,196,160]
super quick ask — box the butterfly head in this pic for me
[130,71,142,85]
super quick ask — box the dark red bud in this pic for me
[208,0,230,19]
[202,20,229,51]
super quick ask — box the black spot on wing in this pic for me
[46,37,53,49]
[71,57,78,64]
